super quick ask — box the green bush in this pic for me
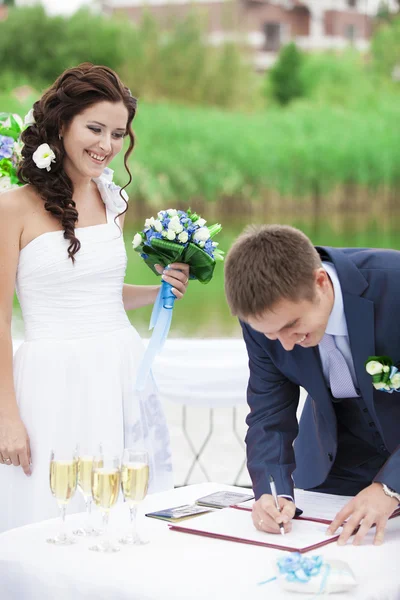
[268,42,305,106]
[0,6,124,87]
[0,6,257,110]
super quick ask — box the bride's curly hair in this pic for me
[17,62,137,262]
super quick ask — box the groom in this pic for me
[224,225,400,546]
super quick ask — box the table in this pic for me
[0,483,399,600]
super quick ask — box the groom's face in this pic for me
[247,268,334,351]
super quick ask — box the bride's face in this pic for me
[60,101,128,180]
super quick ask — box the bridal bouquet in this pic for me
[133,208,224,390]
[132,208,224,283]
[0,112,24,192]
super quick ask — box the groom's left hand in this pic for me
[155,263,190,299]
[327,482,398,546]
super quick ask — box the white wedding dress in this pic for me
[0,170,173,533]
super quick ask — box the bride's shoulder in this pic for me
[0,184,38,212]
[0,185,42,230]
[93,168,129,214]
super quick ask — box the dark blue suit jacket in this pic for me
[242,247,400,499]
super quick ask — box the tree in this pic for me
[268,42,305,106]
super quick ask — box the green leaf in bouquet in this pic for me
[135,238,186,276]
[0,128,19,141]
[0,159,12,176]
[10,171,20,185]
[207,223,222,238]
[182,242,216,284]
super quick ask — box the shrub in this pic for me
[268,42,305,106]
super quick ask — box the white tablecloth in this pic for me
[0,483,398,600]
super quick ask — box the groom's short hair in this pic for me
[224,224,322,320]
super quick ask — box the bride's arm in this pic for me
[122,283,160,311]
[0,190,32,476]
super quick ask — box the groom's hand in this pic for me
[252,494,296,534]
[327,482,398,546]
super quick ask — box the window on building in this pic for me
[347,0,357,7]
[345,24,357,42]
[263,22,282,52]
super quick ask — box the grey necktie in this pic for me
[319,333,359,398]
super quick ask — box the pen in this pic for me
[269,475,285,536]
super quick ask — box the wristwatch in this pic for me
[381,483,400,503]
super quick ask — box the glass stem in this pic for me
[130,504,138,540]
[59,503,67,540]
[85,497,92,530]
[102,510,110,547]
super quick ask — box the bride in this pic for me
[0,63,189,533]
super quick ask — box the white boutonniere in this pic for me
[365,356,400,392]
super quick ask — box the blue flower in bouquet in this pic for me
[0,135,14,160]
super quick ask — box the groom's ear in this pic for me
[314,267,330,291]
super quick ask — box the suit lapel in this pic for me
[342,292,376,418]
[290,344,334,418]
[317,246,377,419]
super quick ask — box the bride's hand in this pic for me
[0,415,32,476]
[155,263,190,300]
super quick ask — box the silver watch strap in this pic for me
[382,483,400,503]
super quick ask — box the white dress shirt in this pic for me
[319,261,359,391]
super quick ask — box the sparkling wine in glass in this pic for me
[47,448,78,545]
[89,453,121,553]
[119,449,149,545]
[73,451,101,537]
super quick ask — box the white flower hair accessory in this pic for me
[32,143,56,172]
[24,108,36,128]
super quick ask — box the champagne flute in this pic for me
[47,448,78,545]
[73,450,101,537]
[119,449,149,545]
[89,453,121,553]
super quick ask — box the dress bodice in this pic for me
[16,169,131,341]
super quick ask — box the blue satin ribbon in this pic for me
[136,274,176,391]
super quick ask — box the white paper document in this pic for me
[170,507,341,552]
[235,489,353,522]
[293,489,353,522]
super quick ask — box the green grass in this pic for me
[2,93,400,212]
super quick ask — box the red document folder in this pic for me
[169,505,400,554]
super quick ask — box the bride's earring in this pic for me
[58,133,62,141]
